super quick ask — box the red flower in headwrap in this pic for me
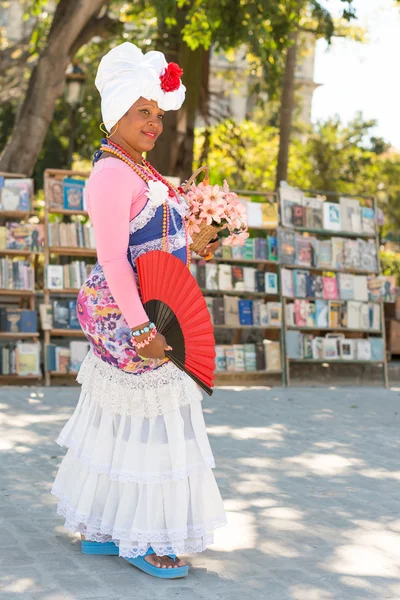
[160,62,183,92]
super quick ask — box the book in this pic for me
[281,268,294,297]
[46,344,57,372]
[347,301,361,329]
[356,339,371,361]
[233,344,245,371]
[16,342,40,375]
[63,178,85,211]
[315,300,329,328]
[238,300,253,325]
[259,302,269,326]
[340,302,348,328]
[0,226,6,250]
[242,238,255,260]
[205,263,218,290]
[256,342,266,370]
[213,298,225,325]
[360,303,370,330]
[323,337,340,360]
[252,300,261,326]
[264,340,282,372]
[340,197,361,232]
[0,187,20,211]
[306,274,317,299]
[265,272,278,294]
[232,246,243,260]
[69,341,90,372]
[329,301,342,328]
[255,238,268,260]
[20,310,37,333]
[267,236,278,261]
[215,346,227,371]
[303,334,314,359]
[243,267,256,292]
[312,337,324,360]
[294,299,308,327]
[331,238,345,269]
[337,274,354,300]
[68,301,80,329]
[361,207,375,235]
[343,240,361,270]
[317,240,332,269]
[256,270,266,293]
[280,185,304,227]
[303,197,323,229]
[57,347,71,373]
[3,178,33,211]
[196,261,206,288]
[224,296,240,327]
[292,204,305,227]
[323,202,341,231]
[359,239,378,272]
[370,337,384,361]
[286,331,302,359]
[46,265,64,290]
[0,308,21,332]
[294,270,308,298]
[295,234,313,267]
[232,266,245,291]
[225,346,236,371]
[218,264,232,291]
[245,201,262,227]
[45,177,64,210]
[307,302,317,327]
[52,300,69,329]
[285,303,295,326]
[267,302,282,326]
[323,277,338,300]
[243,343,257,371]
[368,275,395,303]
[204,297,214,323]
[314,275,324,299]
[340,339,354,360]
[353,275,369,302]
[6,223,44,251]
[277,229,295,265]
[221,245,232,260]
[369,303,381,331]
[261,202,279,228]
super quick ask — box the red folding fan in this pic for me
[136,250,216,395]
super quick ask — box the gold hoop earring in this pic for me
[107,122,119,139]
[99,121,119,138]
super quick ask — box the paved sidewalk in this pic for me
[1,384,400,600]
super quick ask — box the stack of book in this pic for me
[278,230,378,272]
[0,177,34,212]
[0,308,37,333]
[46,262,92,290]
[286,331,384,361]
[50,299,80,330]
[237,199,279,229]
[205,295,282,327]
[45,176,86,211]
[215,340,281,373]
[0,223,44,251]
[286,299,381,331]
[280,270,393,302]
[46,340,89,373]
[192,261,279,294]
[0,259,34,290]
[48,222,95,249]
[280,186,376,235]
[0,341,41,375]
[212,236,278,262]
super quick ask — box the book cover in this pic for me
[340,302,348,328]
[367,275,395,303]
[281,268,294,297]
[369,303,381,331]
[242,238,255,260]
[45,177,64,210]
[243,343,257,371]
[356,339,372,360]
[57,347,71,373]
[68,301,80,330]
[232,266,245,291]
[232,245,243,259]
[233,344,245,371]
[361,207,376,235]
[280,186,304,227]
[243,267,256,292]
[343,239,361,270]
[359,239,378,272]
[256,342,266,370]
[252,300,261,326]
[4,178,33,211]
[2,309,22,333]
[259,302,269,326]
[370,337,384,361]
[224,296,240,327]
[307,302,317,327]
[255,238,268,260]
[306,273,317,299]
[20,310,38,333]
[329,301,342,328]
[238,299,253,325]
[277,229,295,265]
[218,264,233,291]
[267,302,282,326]
[256,270,266,293]
[69,341,90,372]
[294,299,308,327]
[63,177,85,210]
[312,337,324,360]
[315,300,329,328]
[317,239,332,269]
[204,297,214,324]
[245,201,262,227]
[265,272,278,294]
[46,344,57,372]
[339,197,361,232]
[323,337,340,360]
[225,346,236,371]
[264,340,282,372]
[303,334,314,359]
[323,277,339,300]
[292,204,305,227]
[295,234,313,267]
[303,197,323,229]
[286,330,302,359]
[340,339,354,360]
[46,265,64,290]
[261,202,279,228]
[213,298,225,325]
[360,303,370,330]
[331,238,345,269]
[347,301,361,329]
[0,225,6,250]
[221,245,232,259]
[314,275,324,299]
[338,273,354,300]
[353,275,369,302]
[294,270,308,298]
[215,346,227,372]
[1,187,20,211]
[16,342,40,376]
[285,303,295,326]
[323,202,341,231]
[205,263,218,290]
[196,262,206,288]
[52,300,69,329]
[6,223,44,251]
[267,236,278,261]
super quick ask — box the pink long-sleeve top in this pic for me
[85,157,149,328]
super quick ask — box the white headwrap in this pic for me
[95,42,186,129]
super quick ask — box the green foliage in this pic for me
[380,251,400,283]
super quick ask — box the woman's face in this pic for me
[117,97,164,155]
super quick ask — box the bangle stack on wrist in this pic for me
[130,322,156,338]
[132,326,158,349]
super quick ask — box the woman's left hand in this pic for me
[197,238,220,259]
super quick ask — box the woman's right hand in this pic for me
[135,331,171,360]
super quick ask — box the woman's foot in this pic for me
[144,554,186,569]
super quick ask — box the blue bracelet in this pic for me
[131,322,156,337]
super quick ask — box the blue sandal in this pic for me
[81,540,119,555]
[124,547,189,579]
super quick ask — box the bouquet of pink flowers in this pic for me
[184,179,249,253]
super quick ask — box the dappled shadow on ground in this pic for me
[0,385,400,599]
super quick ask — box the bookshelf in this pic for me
[43,168,92,386]
[278,187,389,387]
[0,172,41,382]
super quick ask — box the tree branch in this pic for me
[69,12,123,58]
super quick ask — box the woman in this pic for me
[51,42,226,579]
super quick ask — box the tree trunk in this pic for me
[0,0,108,175]
[275,30,299,190]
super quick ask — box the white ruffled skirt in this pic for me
[51,352,227,558]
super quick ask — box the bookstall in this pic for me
[42,169,93,386]
[278,185,390,387]
[0,172,42,382]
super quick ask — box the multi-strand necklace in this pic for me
[99,139,191,266]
